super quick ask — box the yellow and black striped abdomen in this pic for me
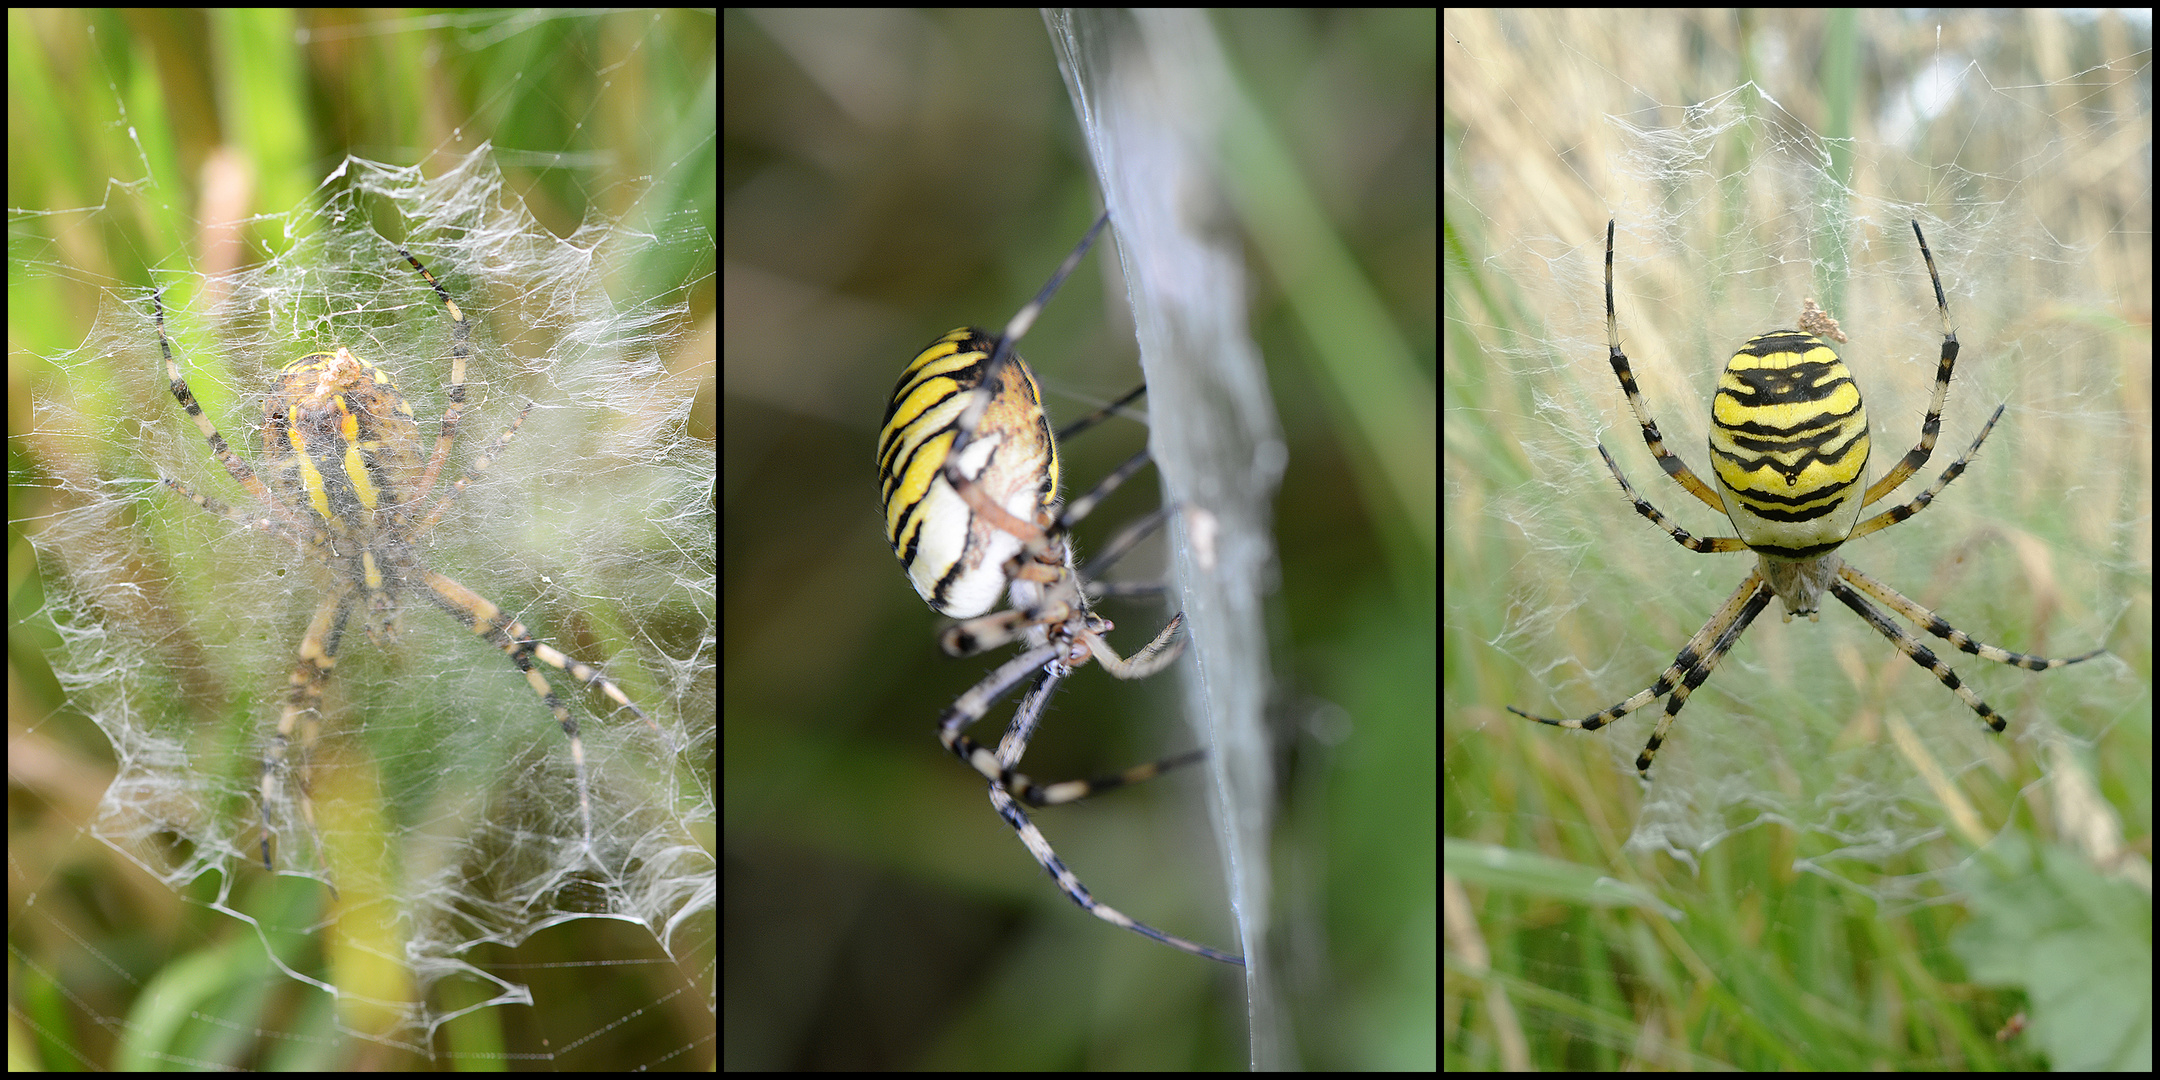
[877,328,1060,619]
[1708,330,1870,558]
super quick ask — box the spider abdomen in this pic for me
[877,327,1060,619]
[1708,331,1871,558]
[264,348,428,534]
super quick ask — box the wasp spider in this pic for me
[1510,219,2103,777]
[152,247,668,883]
[876,212,1242,966]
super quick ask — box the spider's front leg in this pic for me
[151,290,316,542]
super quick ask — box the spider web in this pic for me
[12,14,714,1068]
[1445,10,2149,1067]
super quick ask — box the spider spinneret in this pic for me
[1509,218,2103,778]
[875,211,1242,966]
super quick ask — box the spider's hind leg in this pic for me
[988,783,1243,965]
[948,657,1241,966]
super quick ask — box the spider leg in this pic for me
[404,402,533,541]
[990,645,1206,808]
[987,785,1242,965]
[1835,563,2105,672]
[153,289,318,543]
[1631,574,1776,776]
[259,577,355,896]
[1830,565,2105,734]
[1860,220,1963,506]
[1595,445,1752,554]
[421,571,666,852]
[1847,405,2002,543]
[1510,570,1775,777]
[941,648,1242,966]
[1602,218,1726,515]
[397,247,472,501]
[1080,503,1175,602]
